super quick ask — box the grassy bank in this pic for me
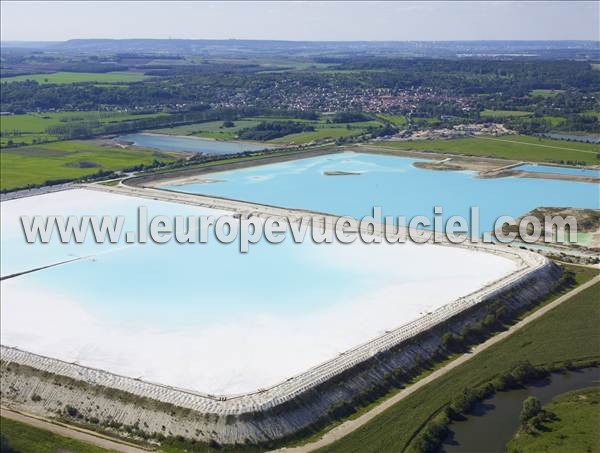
[372,135,600,165]
[1,140,180,191]
[151,119,263,140]
[529,89,565,98]
[506,387,600,453]
[319,266,599,453]
[0,417,109,453]
[480,109,533,119]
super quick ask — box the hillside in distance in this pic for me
[2,39,599,59]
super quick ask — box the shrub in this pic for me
[64,405,79,417]
[520,396,542,426]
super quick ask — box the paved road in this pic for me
[0,407,149,452]
[276,273,600,452]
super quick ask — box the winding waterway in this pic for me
[439,367,600,453]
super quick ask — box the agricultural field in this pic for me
[268,127,359,144]
[0,111,167,146]
[148,116,382,145]
[268,121,380,145]
[506,387,600,453]
[321,267,600,453]
[1,71,151,84]
[0,140,180,190]
[377,114,408,127]
[480,109,534,119]
[151,119,264,140]
[540,115,567,127]
[0,417,109,453]
[529,89,565,98]
[373,134,600,165]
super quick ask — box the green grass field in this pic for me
[320,266,600,453]
[268,126,364,144]
[529,89,565,98]
[506,387,600,453]
[0,417,109,453]
[1,140,180,190]
[372,134,600,164]
[151,119,263,140]
[540,115,567,127]
[268,119,379,145]
[149,117,380,145]
[480,109,534,119]
[377,114,408,127]
[1,71,151,84]
[0,111,167,147]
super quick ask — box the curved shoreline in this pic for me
[119,131,276,149]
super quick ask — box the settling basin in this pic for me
[1,188,519,395]
[159,152,599,232]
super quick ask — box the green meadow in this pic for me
[529,89,565,98]
[268,127,360,144]
[480,109,534,119]
[269,121,379,145]
[148,116,381,145]
[506,387,600,453]
[377,114,408,127]
[0,417,109,453]
[151,119,264,140]
[1,111,167,146]
[1,140,180,190]
[1,71,151,84]
[372,134,600,164]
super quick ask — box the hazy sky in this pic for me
[1,1,598,42]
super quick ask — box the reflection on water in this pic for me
[439,367,600,453]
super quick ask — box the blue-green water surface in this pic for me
[162,152,599,232]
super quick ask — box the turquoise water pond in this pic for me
[162,152,599,233]
[517,163,600,178]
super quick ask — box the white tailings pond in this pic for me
[1,189,518,395]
